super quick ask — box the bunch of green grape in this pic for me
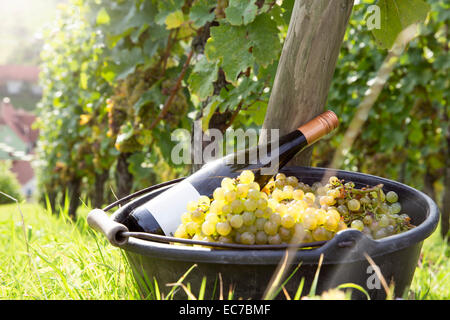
[323,177,414,239]
[174,171,414,246]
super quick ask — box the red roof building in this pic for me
[0,65,40,84]
[1,99,38,145]
[0,98,38,196]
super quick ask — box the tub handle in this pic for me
[318,229,378,259]
[87,209,129,246]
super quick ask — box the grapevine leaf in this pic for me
[371,0,430,49]
[155,0,185,25]
[96,7,110,25]
[434,54,450,70]
[202,100,220,132]
[205,24,253,85]
[248,14,281,67]
[111,47,144,80]
[130,24,150,43]
[151,127,178,163]
[133,84,164,116]
[165,10,185,29]
[224,0,258,26]
[281,0,295,25]
[225,77,260,108]
[242,101,267,126]
[143,23,170,58]
[188,57,219,101]
[102,1,157,37]
[128,152,155,178]
[190,0,216,28]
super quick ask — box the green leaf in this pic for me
[96,7,110,25]
[434,53,450,70]
[371,0,430,49]
[155,0,185,25]
[111,47,144,80]
[205,24,253,84]
[188,57,219,101]
[101,1,157,37]
[408,122,424,144]
[80,72,89,90]
[243,101,267,126]
[133,83,164,116]
[224,0,258,26]
[127,152,152,177]
[130,24,150,43]
[143,24,170,58]
[202,100,219,132]
[248,14,281,67]
[190,0,216,28]
[100,67,116,83]
[281,0,295,25]
[165,10,185,29]
[152,127,178,162]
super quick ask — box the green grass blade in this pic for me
[308,254,324,297]
[153,277,161,300]
[165,264,198,300]
[336,283,371,300]
[265,262,302,300]
[31,247,81,299]
[198,276,207,300]
[293,277,305,300]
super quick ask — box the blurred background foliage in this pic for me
[32,0,448,237]
[0,161,23,205]
[314,0,448,195]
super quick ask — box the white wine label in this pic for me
[143,181,201,236]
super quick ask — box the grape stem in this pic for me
[347,184,384,196]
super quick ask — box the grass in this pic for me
[410,224,450,299]
[0,202,139,299]
[0,201,448,300]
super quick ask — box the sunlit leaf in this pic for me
[165,10,185,29]
[371,0,430,49]
[96,7,110,25]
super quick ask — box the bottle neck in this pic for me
[276,130,309,163]
[253,130,308,180]
[297,111,339,144]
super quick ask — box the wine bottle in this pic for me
[124,111,339,236]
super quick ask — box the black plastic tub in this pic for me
[87,166,439,300]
